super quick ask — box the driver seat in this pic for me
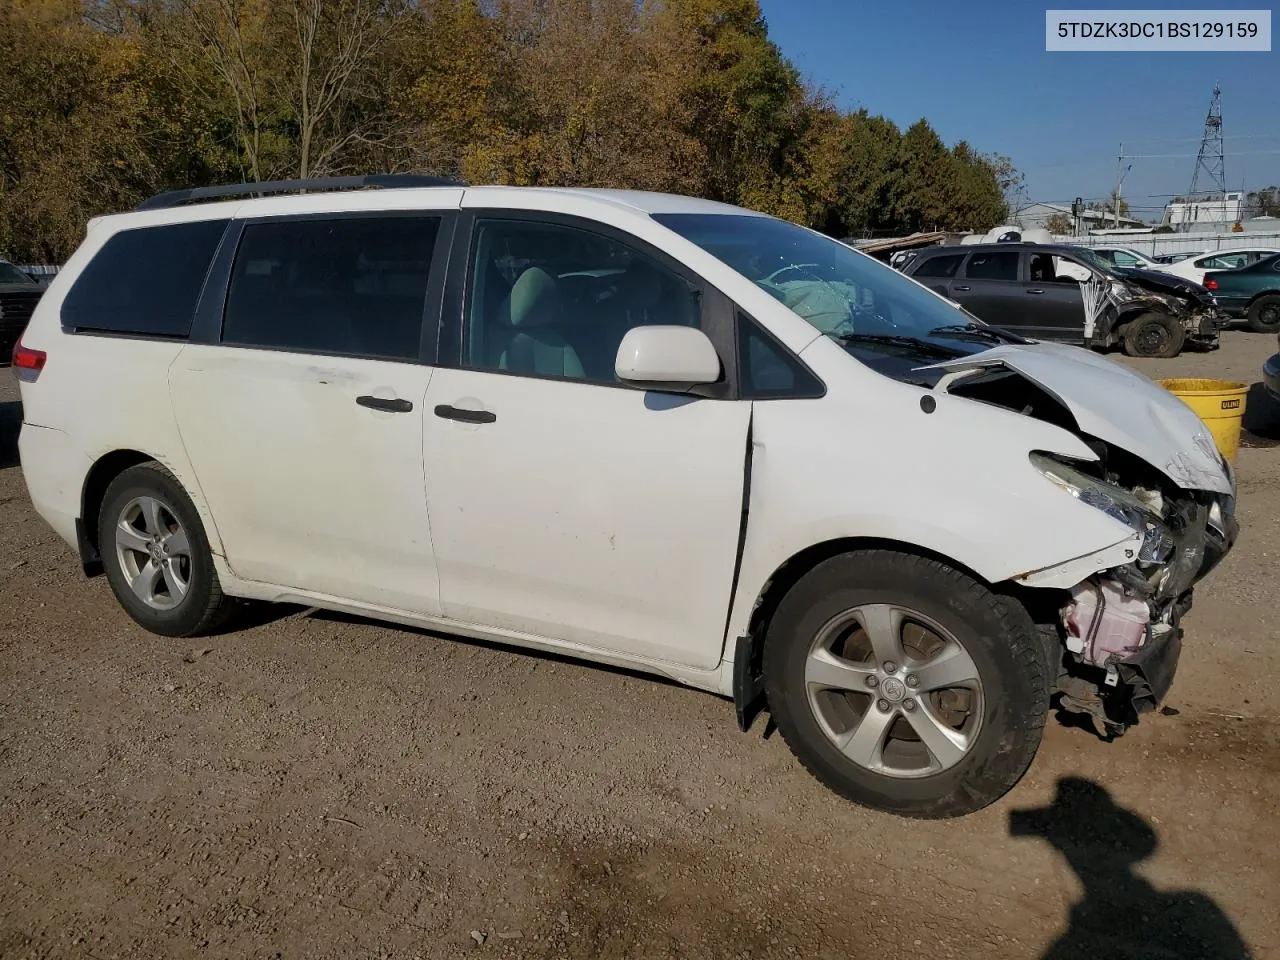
[494,267,584,378]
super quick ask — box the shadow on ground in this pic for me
[1011,777,1253,960]
[0,399,19,469]
[1242,381,1280,448]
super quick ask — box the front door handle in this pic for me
[434,404,496,424]
[356,395,413,413]
[953,285,971,292]
[1027,288,1045,295]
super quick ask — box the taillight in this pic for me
[12,336,46,382]
[1204,278,1218,290]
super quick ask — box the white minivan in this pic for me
[14,176,1238,818]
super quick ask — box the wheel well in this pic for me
[78,449,155,575]
[1246,290,1280,307]
[1115,307,1169,330]
[731,537,1060,730]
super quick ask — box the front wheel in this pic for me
[763,551,1051,819]
[1122,312,1185,358]
[1246,294,1280,333]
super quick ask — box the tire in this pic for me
[762,550,1050,819]
[98,461,234,637]
[1122,312,1185,358]
[1246,294,1280,334]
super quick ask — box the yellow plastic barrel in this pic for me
[1155,378,1249,463]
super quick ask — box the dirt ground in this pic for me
[2,330,1279,960]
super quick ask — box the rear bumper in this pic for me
[1213,297,1249,318]
[17,422,90,553]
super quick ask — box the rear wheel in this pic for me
[763,550,1050,819]
[98,462,234,637]
[1122,312,1185,358]
[1246,294,1280,334]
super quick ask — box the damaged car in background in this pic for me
[901,242,1226,357]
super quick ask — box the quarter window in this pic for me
[737,313,824,399]
[61,219,228,338]
[964,252,1019,281]
[222,216,440,360]
[463,219,700,382]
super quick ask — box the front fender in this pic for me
[725,364,1140,645]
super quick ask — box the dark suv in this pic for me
[1,260,44,365]
[901,243,1224,358]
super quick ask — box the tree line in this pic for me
[0,0,1019,262]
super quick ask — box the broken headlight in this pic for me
[1030,453,1172,563]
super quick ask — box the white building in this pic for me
[1163,193,1244,231]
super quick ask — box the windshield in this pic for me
[653,213,1013,356]
[0,261,34,285]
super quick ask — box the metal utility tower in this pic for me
[1188,84,1225,198]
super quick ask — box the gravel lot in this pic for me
[2,332,1278,959]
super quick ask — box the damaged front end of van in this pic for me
[930,343,1238,736]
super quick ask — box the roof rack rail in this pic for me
[135,174,466,211]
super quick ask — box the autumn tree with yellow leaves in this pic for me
[0,0,1017,261]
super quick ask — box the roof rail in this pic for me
[135,174,466,211]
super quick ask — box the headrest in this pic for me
[506,266,563,328]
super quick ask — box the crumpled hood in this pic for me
[924,341,1232,494]
[1118,268,1215,307]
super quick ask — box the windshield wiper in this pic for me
[927,323,1026,345]
[835,333,963,357]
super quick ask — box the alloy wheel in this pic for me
[804,603,985,778]
[114,496,192,611]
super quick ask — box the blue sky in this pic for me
[757,0,1280,220]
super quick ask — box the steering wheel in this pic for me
[760,264,820,286]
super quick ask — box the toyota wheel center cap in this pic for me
[880,677,907,702]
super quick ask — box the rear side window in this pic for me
[61,220,228,337]
[912,253,964,278]
[222,215,440,360]
[964,252,1019,281]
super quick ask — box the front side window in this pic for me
[62,219,228,338]
[222,216,440,360]
[965,252,1019,281]
[463,219,699,382]
[912,253,964,278]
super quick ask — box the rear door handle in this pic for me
[1027,288,1045,295]
[434,404,496,424]
[356,395,413,413]
[953,285,971,292]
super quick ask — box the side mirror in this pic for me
[615,326,721,390]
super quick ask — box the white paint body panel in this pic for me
[422,368,750,669]
[170,345,442,615]
[614,326,722,385]
[14,183,1233,699]
[923,341,1231,494]
[723,334,1142,644]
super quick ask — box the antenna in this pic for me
[1188,84,1226,199]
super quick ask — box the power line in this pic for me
[1124,149,1280,159]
